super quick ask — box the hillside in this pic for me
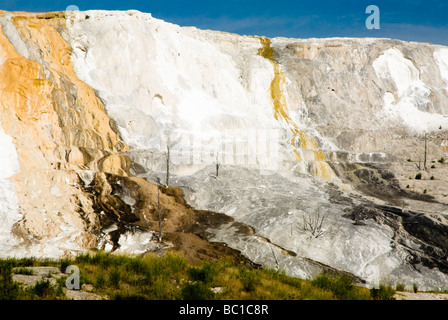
[0,10,448,291]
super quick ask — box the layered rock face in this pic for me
[1,10,448,290]
[0,11,130,257]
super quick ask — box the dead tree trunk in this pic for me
[158,187,162,242]
[424,132,427,170]
[216,152,220,178]
[270,245,279,270]
[166,146,170,187]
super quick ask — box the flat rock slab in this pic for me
[63,288,105,300]
[12,266,64,287]
[11,266,108,300]
[395,292,448,300]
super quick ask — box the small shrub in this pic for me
[438,157,445,164]
[16,258,37,267]
[150,277,181,300]
[431,165,436,169]
[95,273,106,289]
[14,267,35,275]
[311,274,333,290]
[370,284,396,300]
[75,252,116,268]
[188,262,216,284]
[413,282,418,293]
[162,253,188,273]
[415,173,422,180]
[332,276,354,300]
[126,258,147,274]
[407,159,411,162]
[423,189,427,194]
[311,274,364,300]
[239,268,260,293]
[98,253,115,268]
[31,279,54,298]
[0,263,22,300]
[181,282,215,300]
[396,283,405,291]
[430,176,435,180]
[108,269,121,289]
[60,259,72,272]
[406,185,410,188]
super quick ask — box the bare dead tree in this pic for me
[166,145,170,187]
[270,245,279,270]
[424,132,427,170]
[216,152,220,178]
[157,187,163,242]
[302,208,327,238]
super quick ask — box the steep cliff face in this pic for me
[1,10,448,290]
[0,11,129,257]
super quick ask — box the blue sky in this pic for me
[1,0,447,45]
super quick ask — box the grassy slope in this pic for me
[0,251,395,300]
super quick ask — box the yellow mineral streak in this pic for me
[257,37,335,179]
[0,13,128,168]
[11,13,128,154]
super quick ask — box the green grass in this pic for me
[0,262,23,300]
[311,274,373,300]
[413,282,419,293]
[0,261,66,300]
[13,267,35,275]
[396,282,406,291]
[370,283,396,300]
[0,251,400,300]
